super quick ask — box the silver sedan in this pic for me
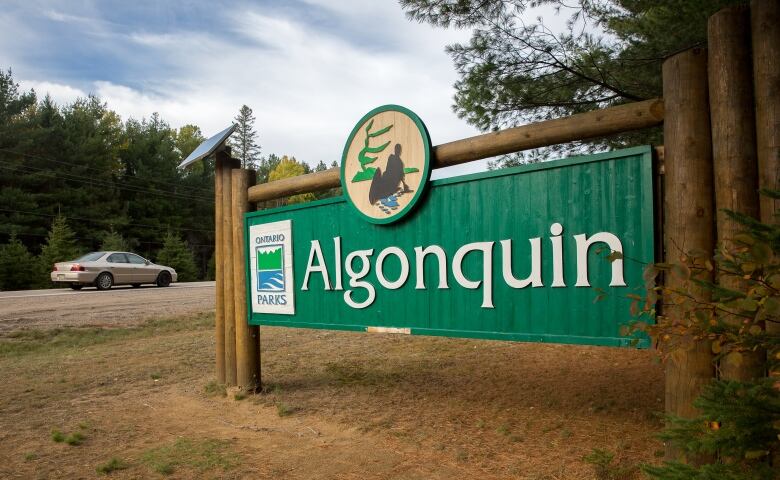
[50,251,178,290]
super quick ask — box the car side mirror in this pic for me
[145,260,151,265]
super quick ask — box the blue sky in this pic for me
[1,1,567,176]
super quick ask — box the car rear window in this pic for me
[126,253,147,265]
[76,252,105,262]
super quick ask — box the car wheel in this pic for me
[69,284,83,290]
[156,271,172,287]
[131,283,141,288]
[95,272,113,290]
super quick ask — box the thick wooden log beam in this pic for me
[662,48,716,461]
[232,169,260,392]
[247,99,664,203]
[433,98,664,167]
[709,4,764,382]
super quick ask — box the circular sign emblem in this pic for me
[340,105,432,224]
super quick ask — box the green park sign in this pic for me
[245,119,654,347]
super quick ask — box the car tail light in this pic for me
[52,264,58,272]
[70,264,85,272]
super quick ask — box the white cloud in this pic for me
[18,80,87,106]
[11,1,494,177]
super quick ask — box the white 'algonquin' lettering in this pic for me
[300,224,625,309]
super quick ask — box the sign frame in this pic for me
[245,145,655,348]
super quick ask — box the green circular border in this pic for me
[340,105,432,225]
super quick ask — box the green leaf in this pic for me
[362,140,391,154]
[367,124,393,137]
[351,168,377,183]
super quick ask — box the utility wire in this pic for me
[0,207,214,234]
[0,161,213,202]
[0,147,213,195]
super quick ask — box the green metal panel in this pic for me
[245,146,655,348]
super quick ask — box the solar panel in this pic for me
[178,124,236,168]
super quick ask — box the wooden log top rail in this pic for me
[247,98,664,203]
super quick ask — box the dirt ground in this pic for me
[0,309,665,479]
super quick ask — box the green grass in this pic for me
[583,448,637,480]
[276,401,295,417]
[234,392,247,401]
[51,429,85,446]
[23,452,37,461]
[141,438,239,476]
[96,457,128,475]
[204,380,227,397]
[65,431,86,445]
[0,313,214,357]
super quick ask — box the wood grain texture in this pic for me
[662,48,716,461]
[752,0,780,225]
[709,5,764,382]
[222,159,237,386]
[232,169,260,391]
[246,99,664,203]
[214,152,227,384]
[342,110,427,221]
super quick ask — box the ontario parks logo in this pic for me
[249,219,295,315]
[340,105,432,224]
[256,245,285,291]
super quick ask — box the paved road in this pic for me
[0,282,215,333]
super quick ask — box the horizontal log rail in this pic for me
[247,98,664,203]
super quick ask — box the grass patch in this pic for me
[276,401,296,417]
[65,432,86,446]
[51,429,85,445]
[324,361,399,386]
[0,313,214,357]
[150,373,161,380]
[141,438,239,476]
[96,457,128,475]
[51,429,65,443]
[234,392,247,401]
[204,380,227,397]
[23,452,37,461]
[583,448,637,480]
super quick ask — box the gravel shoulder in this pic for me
[0,282,215,333]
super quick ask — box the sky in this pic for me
[1,0,568,178]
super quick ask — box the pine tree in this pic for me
[230,105,261,169]
[156,231,198,282]
[100,228,128,251]
[636,190,780,479]
[0,233,37,290]
[39,215,79,271]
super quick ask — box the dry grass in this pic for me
[0,312,665,479]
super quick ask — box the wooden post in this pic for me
[214,151,227,384]
[222,158,238,385]
[232,169,260,391]
[752,0,780,224]
[751,0,780,468]
[708,4,764,381]
[662,48,716,461]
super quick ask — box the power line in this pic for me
[0,207,214,234]
[0,161,213,202]
[0,147,213,196]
